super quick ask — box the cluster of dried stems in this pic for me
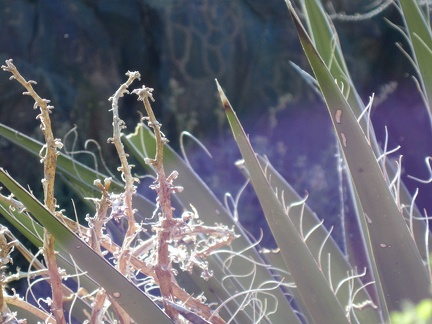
[0,59,237,323]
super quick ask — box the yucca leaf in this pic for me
[217,80,350,323]
[253,156,381,322]
[0,201,43,248]
[0,169,171,323]
[301,0,364,114]
[0,123,110,190]
[1,118,298,322]
[8,300,56,324]
[288,1,431,312]
[0,203,96,323]
[0,122,155,238]
[124,123,300,323]
[398,0,432,122]
[299,0,431,262]
[0,120,294,322]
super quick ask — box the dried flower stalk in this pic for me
[132,85,236,323]
[0,64,236,323]
[1,59,65,323]
[108,71,141,275]
[133,85,180,320]
[0,226,19,324]
[86,179,113,323]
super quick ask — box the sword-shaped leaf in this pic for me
[216,80,349,323]
[124,123,300,323]
[0,169,171,323]
[287,1,431,312]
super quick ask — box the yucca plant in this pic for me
[0,0,431,323]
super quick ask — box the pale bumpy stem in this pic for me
[0,62,233,323]
[108,71,141,275]
[132,86,179,320]
[87,179,111,321]
[1,59,65,324]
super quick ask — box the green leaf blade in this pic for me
[217,80,350,324]
[288,2,431,311]
[124,123,300,323]
[398,0,432,122]
[0,169,171,323]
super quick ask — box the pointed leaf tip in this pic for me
[287,1,325,69]
[215,79,231,112]
[288,4,307,39]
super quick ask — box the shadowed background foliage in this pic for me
[0,0,431,247]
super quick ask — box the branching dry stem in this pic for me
[133,85,179,320]
[89,288,108,323]
[0,64,235,324]
[87,178,112,254]
[1,59,65,324]
[0,228,20,324]
[100,235,226,324]
[86,179,112,323]
[108,71,141,275]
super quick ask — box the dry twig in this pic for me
[1,59,65,323]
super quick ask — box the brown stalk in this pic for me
[0,62,233,323]
[87,179,111,323]
[101,234,225,324]
[50,197,225,323]
[0,228,20,324]
[1,59,65,323]
[132,85,179,320]
[108,71,141,275]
